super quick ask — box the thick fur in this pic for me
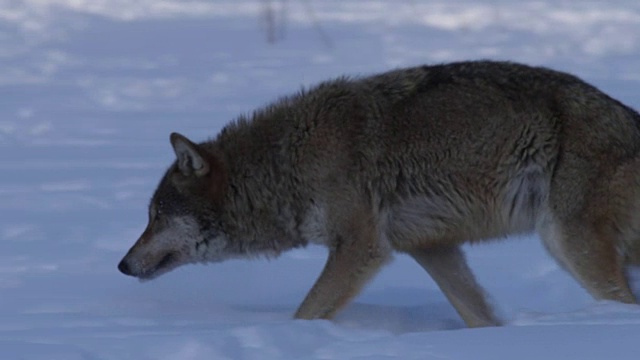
[119,61,640,327]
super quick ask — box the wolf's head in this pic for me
[118,133,230,280]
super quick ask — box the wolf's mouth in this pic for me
[139,252,178,280]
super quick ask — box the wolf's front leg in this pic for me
[294,207,391,320]
[409,245,501,327]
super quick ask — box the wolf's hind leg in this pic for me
[409,245,501,327]
[539,215,637,304]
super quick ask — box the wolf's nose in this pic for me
[118,259,133,276]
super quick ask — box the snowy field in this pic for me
[3,0,640,359]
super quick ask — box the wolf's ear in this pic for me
[170,132,210,177]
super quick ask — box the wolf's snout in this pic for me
[118,258,133,276]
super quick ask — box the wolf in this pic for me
[118,60,640,327]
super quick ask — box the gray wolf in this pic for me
[118,60,640,327]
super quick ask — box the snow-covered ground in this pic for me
[3,1,640,359]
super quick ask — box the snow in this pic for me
[3,0,640,359]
